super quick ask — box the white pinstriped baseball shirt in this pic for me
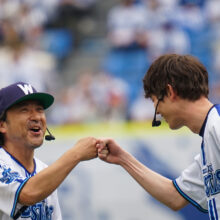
[0,147,62,220]
[173,104,220,219]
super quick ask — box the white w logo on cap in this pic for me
[17,84,34,95]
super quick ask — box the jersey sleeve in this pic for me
[0,161,30,217]
[173,154,208,213]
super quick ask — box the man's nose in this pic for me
[29,109,41,120]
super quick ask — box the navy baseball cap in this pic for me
[0,82,54,115]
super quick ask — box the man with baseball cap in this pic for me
[0,82,98,219]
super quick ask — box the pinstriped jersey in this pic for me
[173,104,220,219]
[0,147,62,220]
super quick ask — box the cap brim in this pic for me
[9,93,54,110]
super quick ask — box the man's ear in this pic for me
[167,84,177,101]
[0,121,6,134]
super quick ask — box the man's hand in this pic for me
[96,138,125,165]
[73,137,98,161]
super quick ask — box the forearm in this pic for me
[19,148,81,205]
[119,151,188,210]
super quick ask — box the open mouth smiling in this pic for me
[30,127,40,132]
[28,125,42,136]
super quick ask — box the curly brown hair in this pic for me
[143,54,209,100]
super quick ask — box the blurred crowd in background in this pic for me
[0,0,220,124]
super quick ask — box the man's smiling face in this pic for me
[3,100,47,149]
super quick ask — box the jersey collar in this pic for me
[199,104,216,137]
[0,147,36,176]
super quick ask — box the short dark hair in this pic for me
[0,111,6,146]
[143,54,209,100]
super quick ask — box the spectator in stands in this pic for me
[204,0,220,28]
[129,92,155,121]
[49,71,128,124]
[203,0,220,82]
[107,0,148,49]
[51,0,97,46]
[104,0,149,107]
[173,1,205,32]
[142,0,178,30]
[147,20,191,60]
[91,73,128,121]
[0,19,57,92]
